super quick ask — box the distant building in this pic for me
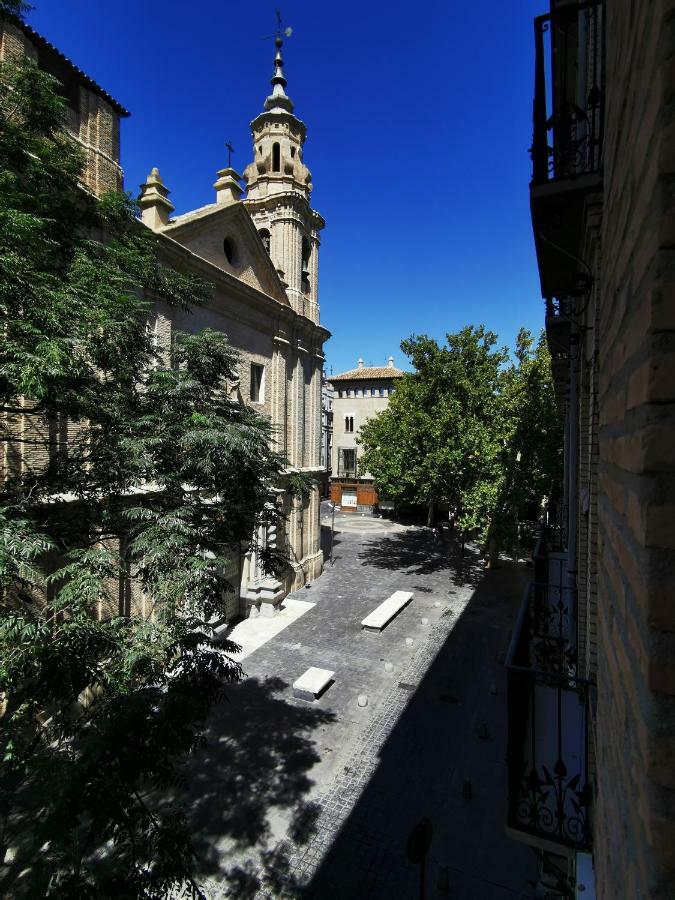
[320,376,334,495]
[327,357,403,512]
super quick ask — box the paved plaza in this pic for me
[187,506,538,899]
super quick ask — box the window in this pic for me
[301,237,311,273]
[223,237,238,265]
[345,416,354,433]
[340,448,357,477]
[301,236,311,293]
[341,487,357,508]
[250,363,264,403]
[291,146,296,158]
[272,142,281,172]
[259,228,271,253]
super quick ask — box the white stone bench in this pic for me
[292,666,335,702]
[361,591,414,632]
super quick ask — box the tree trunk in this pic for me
[486,535,500,568]
[427,499,436,528]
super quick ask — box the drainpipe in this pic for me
[567,314,579,615]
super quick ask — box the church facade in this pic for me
[138,33,329,616]
[1,18,329,618]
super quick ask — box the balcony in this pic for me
[545,296,574,403]
[506,557,592,854]
[530,0,604,300]
[336,453,357,479]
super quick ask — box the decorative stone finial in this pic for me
[264,33,294,113]
[387,355,395,368]
[357,357,365,369]
[214,167,243,205]
[138,167,174,230]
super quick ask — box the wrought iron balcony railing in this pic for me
[506,580,592,852]
[531,0,604,185]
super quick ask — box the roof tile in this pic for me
[328,366,405,382]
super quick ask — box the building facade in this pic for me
[320,375,334,495]
[328,357,403,512]
[506,3,675,899]
[1,18,329,618]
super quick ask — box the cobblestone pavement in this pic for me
[187,512,538,899]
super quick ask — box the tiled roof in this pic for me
[14,20,130,116]
[328,366,405,382]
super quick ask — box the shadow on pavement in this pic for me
[185,676,335,895]
[358,529,485,585]
[301,561,536,900]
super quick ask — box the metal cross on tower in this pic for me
[225,140,235,168]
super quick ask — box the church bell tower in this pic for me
[243,29,324,323]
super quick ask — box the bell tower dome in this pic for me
[243,29,324,322]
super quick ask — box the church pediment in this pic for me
[162,202,290,306]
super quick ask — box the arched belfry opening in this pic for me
[301,236,311,293]
[272,142,281,172]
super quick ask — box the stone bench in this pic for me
[361,590,414,632]
[292,666,335,702]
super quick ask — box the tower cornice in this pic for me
[245,192,324,229]
[250,109,307,143]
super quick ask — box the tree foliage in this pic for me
[358,326,561,559]
[0,49,286,897]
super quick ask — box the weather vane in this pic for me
[225,140,235,168]
[262,10,293,40]
[276,9,293,38]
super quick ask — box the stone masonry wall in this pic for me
[595,3,675,898]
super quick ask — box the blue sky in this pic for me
[29,0,545,375]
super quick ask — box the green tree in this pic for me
[358,326,508,531]
[0,43,285,898]
[484,328,563,557]
[358,326,561,562]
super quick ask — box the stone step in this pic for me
[292,666,335,702]
[361,590,414,632]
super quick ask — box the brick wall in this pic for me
[76,86,123,195]
[0,21,124,196]
[595,2,675,897]
[578,207,602,685]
